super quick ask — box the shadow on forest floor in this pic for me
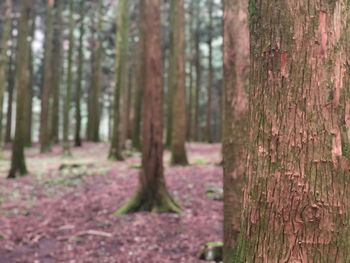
[0,143,222,263]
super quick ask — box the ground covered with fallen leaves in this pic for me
[0,143,223,263]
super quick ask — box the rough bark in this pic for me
[186,1,194,141]
[74,0,85,147]
[40,0,54,153]
[170,0,188,166]
[8,0,33,178]
[50,0,62,144]
[234,1,350,262]
[117,0,180,214]
[109,0,129,160]
[222,0,249,261]
[63,0,74,156]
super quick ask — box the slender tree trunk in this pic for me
[206,0,213,143]
[87,1,102,143]
[40,0,54,153]
[170,0,188,165]
[0,0,12,147]
[233,1,350,262]
[51,0,62,144]
[63,0,74,155]
[117,0,180,214]
[132,27,143,151]
[24,15,35,148]
[8,0,33,178]
[194,0,201,142]
[222,0,249,260]
[5,20,16,144]
[109,0,129,160]
[75,0,85,147]
[165,4,175,149]
[186,1,194,142]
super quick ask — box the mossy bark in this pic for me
[222,0,249,261]
[63,0,74,156]
[40,0,54,153]
[109,0,129,161]
[169,0,188,166]
[233,1,350,262]
[8,0,33,178]
[117,0,179,214]
[194,0,201,142]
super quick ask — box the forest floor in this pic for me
[0,143,223,263]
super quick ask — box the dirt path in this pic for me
[0,143,222,263]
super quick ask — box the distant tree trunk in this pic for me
[186,1,194,141]
[63,0,74,155]
[51,0,63,144]
[233,1,350,262]
[24,15,35,147]
[206,0,213,143]
[222,0,249,260]
[5,20,16,144]
[132,29,143,151]
[40,0,54,153]
[170,0,188,165]
[117,0,180,214]
[109,0,129,160]
[0,0,12,146]
[75,0,85,147]
[8,0,33,178]
[194,0,201,142]
[165,4,175,149]
[87,0,102,143]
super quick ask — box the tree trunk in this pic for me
[0,0,12,147]
[170,0,188,165]
[186,1,194,142]
[63,0,74,156]
[5,20,16,144]
[206,0,213,143]
[40,0,54,153]
[109,0,129,160]
[222,0,249,260]
[75,0,85,147]
[87,0,102,143]
[51,0,63,144]
[8,0,33,178]
[233,1,350,262]
[117,0,180,214]
[194,0,201,142]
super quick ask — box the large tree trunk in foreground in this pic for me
[222,0,249,261]
[109,0,128,160]
[194,0,201,142]
[170,0,188,165]
[117,0,180,214]
[63,0,74,155]
[8,0,32,178]
[40,0,54,153]
[233,1,350,262]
